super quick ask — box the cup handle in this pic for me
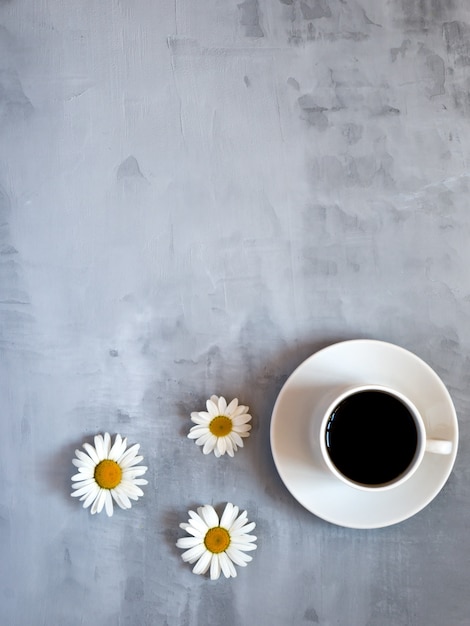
[425,439,453,455]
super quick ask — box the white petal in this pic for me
[71,472,94,482]
[120,482,144,499]
[188,423,209,433]
[232,424,252,433]
[217,396,227,414]
[180,543,206,564]
[110,489,128,509]
[231,521,256,535]
[104,490,114,517]
[188,511,209,534]
[179,524,204,538]
[231,534,257,544]
[71,484,95,498]
[94,435,106,460]
[194,432,213,446]
[120,479,144,492]
[82,484,100,509]
[192,550,212,575]
[217,436,227,456]
[213,447,221,458]
[219,551,237,578]
[118,438,130,458]
[109,434,126,461]
[225,398,239,416]
[82,442,100,465]
[190,412,211,425]
[220,503,239,529]
[77,465,94,474]
[188,426,209,439]
[202,435,217,455]
[210,553,221,580]
[103,432,111,456]
[117,443,140,465]
[122,466,147,478]
[229,511,248,532]
[120,453,144,469]
[225,435,235,454]
[206,399,219,417]
[71,478,96,489]
[199,505,219,528]
[110,491,126,510]
[91,489,107,514]
[232,414,252,426]
[176,536,202,549]
[232,405,249,417]
[112,486,132,509]
[133,478,148,486]
[73,449,95,467]
[226,546,252,566]
[229,432,244,448]
[72,465,94,475]
[72,458,93,469]
[230,541,257,552]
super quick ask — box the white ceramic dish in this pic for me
[270,339,459,529]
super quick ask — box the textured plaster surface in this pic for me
[1,1,470,625]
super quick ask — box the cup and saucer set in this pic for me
[270,340,459,529]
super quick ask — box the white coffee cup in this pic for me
[313,384,453,491]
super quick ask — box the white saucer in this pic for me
[270,339,459,529]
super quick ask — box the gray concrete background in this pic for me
[1,0,470,624]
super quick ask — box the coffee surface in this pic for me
[325,390,418,485]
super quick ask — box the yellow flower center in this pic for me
[204,527,231,554]
[94,459,122,489]
[209,415,233,437]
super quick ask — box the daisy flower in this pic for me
[188,395,252,457]
[176,503,257,580]
[70,432,148,517]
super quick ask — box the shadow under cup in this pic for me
[323,388,422,489]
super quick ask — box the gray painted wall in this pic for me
[1,1,470,624]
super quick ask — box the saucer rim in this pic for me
[270,339,459,529]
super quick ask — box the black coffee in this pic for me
[325,390,418,486]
